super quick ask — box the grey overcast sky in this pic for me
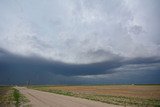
[0,0,160,85]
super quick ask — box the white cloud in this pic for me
[0,0,159,64]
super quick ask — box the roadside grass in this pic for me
[30,85,160,107]
[13,89,20,106]
[0,86,29,107]
[13,88,30,107]
[0,86,13,106]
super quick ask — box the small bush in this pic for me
[13,89,20,106]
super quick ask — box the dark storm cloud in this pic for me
[125,57,160,65]
[0,48,160,77]
[0,49,122,76]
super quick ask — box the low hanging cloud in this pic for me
[0,48,160,77]
[0,48,160,85]
[0,48,122,76]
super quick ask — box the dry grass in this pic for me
[0,86,14,106]
[0,86,29,107]
[31,85,160,107]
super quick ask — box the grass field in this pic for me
[30,85,160,107]
[0,86,29,107]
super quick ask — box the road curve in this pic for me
[16,87,122,107]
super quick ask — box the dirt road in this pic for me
[16,87,122,107]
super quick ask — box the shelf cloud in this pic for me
[0,0,160,84]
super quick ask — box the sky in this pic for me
[0,0,160,85]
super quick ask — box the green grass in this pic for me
[30,86,160,107]
[13,89,20,106]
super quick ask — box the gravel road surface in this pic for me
[16,87,122,107]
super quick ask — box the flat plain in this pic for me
[30,85,160,107]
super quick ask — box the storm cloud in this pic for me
[0,48,160,85]
[0,0,160,84]
[0,48,160,75]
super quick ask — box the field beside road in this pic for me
[30,85,160,107]
[0,86,13,107]
[0,86,29,107]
